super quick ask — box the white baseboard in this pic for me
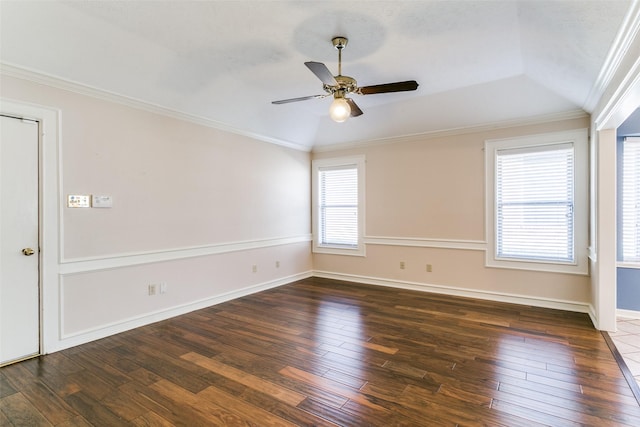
[48,271,313,354]
[617,308,640,320]
[313,270,591,314]
[588,304,599,329]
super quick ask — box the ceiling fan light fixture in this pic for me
[329,96,351,122]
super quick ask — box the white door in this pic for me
[0,115,40,365]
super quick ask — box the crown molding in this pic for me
[583,0,640,113]
[0,63,310,152]
[311,109,589,153]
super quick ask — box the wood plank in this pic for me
[197,385,299,427]
[149,379,253,426]
[100,388,149,421]
[1,362,79,424]
[180,351,306,406]
[63,391,126,425]
[117,380,218,426]
[130,411,174,427]
[279,365,390,412]
[491,399,583,427]
[0,392,51,426]
[0,372,16,398]
[0,409,11,426]
[117,343,212,394]
[55,415,93,427]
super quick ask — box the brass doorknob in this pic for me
[22,248,35,256]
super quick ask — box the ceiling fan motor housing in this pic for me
[324,75,358,95]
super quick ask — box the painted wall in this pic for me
[313,117,592,310]
[1,75,312,351]
[617,268,640,311]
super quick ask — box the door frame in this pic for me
[0,99,60,355]
[593,62,640,331]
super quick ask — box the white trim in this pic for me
[364,236,486,251]
[617,308,640,320]
[313,271,591,314]
[0,63,309,153]
[59,234,312,275]
[484,128,590,275]
[312,110,588,153]
[588,304,599,329]
[53,271,312,352]
[595,53,640,129]
[0,99,61,356]
[618,262,640,269]
[595,61,640,130]
[584,1,640,112]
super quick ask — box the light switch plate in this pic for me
[92,195,113,208]
[67,195,90,208]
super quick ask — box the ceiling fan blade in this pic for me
[305,61,338,86]
[272,94,328,104]
[358,80,419,95]
[346,98,363,117]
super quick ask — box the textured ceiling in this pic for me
[0,1,633,150]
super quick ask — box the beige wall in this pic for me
[313,117,592,309]
[1,75,312,350]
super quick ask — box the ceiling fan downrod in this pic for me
[332,36,348,76]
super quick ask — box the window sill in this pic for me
[486,257,588,275]
[313,244,366,257]
[618,262,640,270]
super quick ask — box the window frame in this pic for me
[312,155,366,256]
[485,129,588,274]
[619,136,640,265]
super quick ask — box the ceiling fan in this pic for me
[272,37,419,122]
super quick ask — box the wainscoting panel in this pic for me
[56,239,312,351]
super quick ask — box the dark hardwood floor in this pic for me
[2,277,639,426]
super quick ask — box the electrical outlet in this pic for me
[159,282,167,294]
[148,284,157,296]
[275,261,280,268]
[426,264,433,272]
[400,261,405,270]
[252,265,257,273]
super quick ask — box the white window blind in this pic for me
[319,165,358,247]
[495,142,575,263]
[622,137,640,262]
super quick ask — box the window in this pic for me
[496,143,575,262]
[621,137,640,263]
[312,156,365,256]
[485,129,588,274]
